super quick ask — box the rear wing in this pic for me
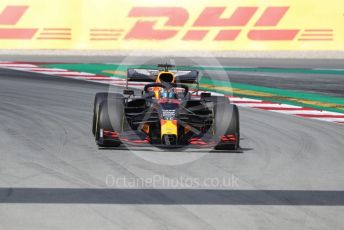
[127,68,199,85]
[127,69,157,82]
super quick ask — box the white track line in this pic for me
[38,71,95,76]
[0,64,38,68]
[229,98,262,102]
[312,117,344,122]
[271,110,344,115]
[236,103,302,108]
[11,67,68,72]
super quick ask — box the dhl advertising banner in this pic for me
[0,0,343,50]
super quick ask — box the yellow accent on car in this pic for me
[142,123,150,134]
[160,120,178,137]
[157,72,176,83]
[184,124,191,134]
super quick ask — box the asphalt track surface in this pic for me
[0,63,344,229]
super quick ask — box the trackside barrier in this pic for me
[0,0,343,50]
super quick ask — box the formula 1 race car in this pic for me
[92,64,240,150]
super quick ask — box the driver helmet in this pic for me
[159,88,176,99]
[160,88,168,98]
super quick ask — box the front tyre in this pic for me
[92,92,124,135]
[95,99,126,147]
[213,98,240,150]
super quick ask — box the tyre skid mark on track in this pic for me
[1,62,344,125]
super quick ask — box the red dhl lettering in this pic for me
[125,6,301,41]
[0,5,37,39]
[0,5,333,43]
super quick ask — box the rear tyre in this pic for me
[92,92,123,135]
[213,97,240,150]
[95,99,126,147]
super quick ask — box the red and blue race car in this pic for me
[92,64,240,150]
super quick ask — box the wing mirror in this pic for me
[123,89,135,96]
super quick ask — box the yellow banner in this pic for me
[0,0,343,50]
